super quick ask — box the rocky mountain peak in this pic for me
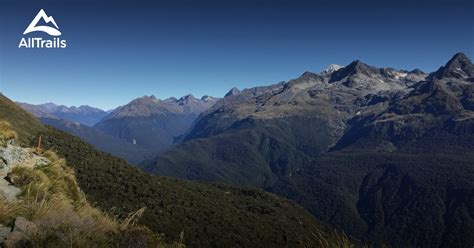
[346,60,375,73]
[40,102,59,112]
[409,69,425,75]
[450,52,470,64]
[177,94,197,105]
[18,102,107,126]
[432,52,474,79]
[299,71,322,79]
[106,93,218,119]
[133,95,158,104]
[164,97,178,102]
[329,59,378,83]
[183,94,196,99]
[225,87,241,97]
[201,95,215,102]
[73,105,104,113]
[321,64,342,74]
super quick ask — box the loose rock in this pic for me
[13,217,37,234]
[0,224,12,245]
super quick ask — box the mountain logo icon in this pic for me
[23,9,61,36]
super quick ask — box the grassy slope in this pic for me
[0,149,175,247]
[0,94,46,144]
[0,94,345,247]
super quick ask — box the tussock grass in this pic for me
[0,199,22,224]
[0,150,182,247]
[0,120,17,146]
[300,228,365,248]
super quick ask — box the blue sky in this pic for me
[0,0,473,110]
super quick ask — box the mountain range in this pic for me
[143,53,474,247]
[13,53,474,247]
[147,55,431,186]
[94,94,218,151]
[18,94,219,164]
[0,93,347,247]
[18,102,108,126]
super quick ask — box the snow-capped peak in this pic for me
[321,64,342,75]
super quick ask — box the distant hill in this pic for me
[144,53,474,247]
[18,95,219,164]
[18,102,107,126]
[94,94,219,155]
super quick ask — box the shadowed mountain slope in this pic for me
[94,95,218,156]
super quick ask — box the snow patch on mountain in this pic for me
[321,64,342,75]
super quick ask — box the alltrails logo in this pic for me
[18,9,67,48]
